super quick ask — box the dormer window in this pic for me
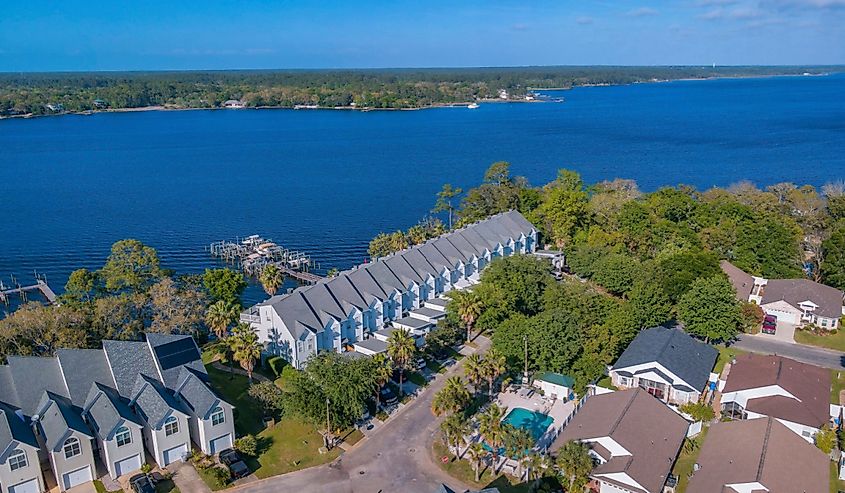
[211,407,225,426]
[164,416,179,436]
[115,426,132,447]
[64,437,81,459]
[8,449,27,470]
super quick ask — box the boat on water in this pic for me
[467,103,479,109]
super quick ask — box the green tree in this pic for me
[555,440,593,491]
[821,221,845,290]
[63,268,97,303]
[534,169,589,247]
[478,404,507,461]
[203,268,247,306]
[628,280,672,329]
[447,290,484,342]
[591,253,638,296]
[440,414,471,460]
[814,425,837,454]
[371,353,393,407]
[483,349,507,396]
[463,354,486,396]
[503,425,534,474]
[258,264,284,297]
[475,255,553,321]
[677,275,742,343]
[0,302,90,362]
[148,277,208,336]
[248,381,285,413]
[432,376,472,416]
[433,183,463,230]
[387,328,416,397]
[205,300,239,339]
[466,441,488,483]
[230,323,262,381]
[234,435,258,456]
[99,239,163,292]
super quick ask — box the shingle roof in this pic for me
[103,340,160,397]
[719,260,755,301]
[612,326,717,392]
[56,348,116,407]
[0,401,37,451]
[174,367,221,420]
[83,383,141,440]
[762,278,844,319]
[37,392,92,451]
[131,374,187,429]
[353,338,388,353]
[686,418,828,493]
[147,334,206,388]
[0,367,19,408]
[6,356,69,415]
[552,389,688,493]
[722,354,830,428]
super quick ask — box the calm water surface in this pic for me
[1,74,844,307]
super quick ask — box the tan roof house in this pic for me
[686,417,828,493]
[720,353,831,442]
[550,388,688,493]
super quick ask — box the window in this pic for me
[211,407,225,426]
[63,437,81,459]
[164,416,179,436]
[8,449,27,470]
[115,426,132,447]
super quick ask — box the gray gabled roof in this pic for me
[401,249,439,279]
[365,259,410,292]
[6,356,68,416]
[612,326,718,392]
[428,237,466,266]
[321,275,369,311]
[444,231,483,260]
[0,367,19,410]
[56,349,116,407]
[37,392,92,451]
[343,267,389,301]
[416,242,453,272]
[84,383,142,441]
[272,291,324,338]
[762,278,844,319]
[103,340,160,397]
[147,334,207,388]
[302,283,346,326]
[0,401,37,451]
[174,367,223,420]
[131,374,187,430]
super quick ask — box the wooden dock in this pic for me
[208,235,324,285]
[0,279,57,305]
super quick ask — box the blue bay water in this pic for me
[1,74,844,307]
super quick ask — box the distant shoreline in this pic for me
[0,71,834,121]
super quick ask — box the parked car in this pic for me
[380,386,398,406]
[129,474,155,493]
[415,357,426,370]
[762,314,777,334]
[219,448,250,479]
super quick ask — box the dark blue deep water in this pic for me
[1,74,844,307]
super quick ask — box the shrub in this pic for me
[140,463,152,474]
[207,466,231,488]
[680,401,715,422]
[266,356,288,378]
[235,434,258,456]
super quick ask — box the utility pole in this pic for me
[523,335,529,385]
[325,398,332,449]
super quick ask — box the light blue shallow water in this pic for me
[1,73,843,308]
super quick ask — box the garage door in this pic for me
[210,434,232,455]
[114,454,142,477]
[765,308,800,324]
[162,443,188,466]
[9,478,40,493]
[62,465,93,490]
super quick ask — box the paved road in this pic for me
[733,334,845,369]
[233,339,492,493]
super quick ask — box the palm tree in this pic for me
[258,264,283,297]
[387,328,415,397]
[205,300,238,340]
[524,453,551,492]
[556,440,593,492]
[432,376,471,416]
[466,441,488,483]
[503,425,534,477]
[447,290,484,343]
[440,414,471,459]
[371,353,393,408]
[483,349,507,396]
[478,404,507,465]
[464,354,485,396]
[230,323,262,382]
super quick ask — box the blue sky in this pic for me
[1,0,843,71]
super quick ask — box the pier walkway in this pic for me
[0,279,57,304]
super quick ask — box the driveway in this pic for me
[232,339,491,493]
[770,321,796,343]
[733,334,845,369]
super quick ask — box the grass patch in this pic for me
[830,461,844,493]
[432,441,556,493]
[596,376,617,390]
[339,428,365,446]
[196,466,229,491]
[155,479,180,493]
[714,345,748,374]
[251,417,342,479]
[832,369,845,404]
[407,371,427,386]
[205,364,264,435]
[795,329,845,352]
[93,480,123,493]
[670,426,709,493]
[425,358,444,374]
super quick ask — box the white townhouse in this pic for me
[0,334,235,493]
[721,260,844,329]
[720,353,831,442]
[241,210,538,368]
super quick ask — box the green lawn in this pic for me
[830,461,844,493]
[714,345,748,374]
[795,329,845,352]
[407,371,427,386]
[670,427,709,493]
[339,428,365,446]
[155,479,180,493]
[205,365,264,435]
[196,466,229,491]
[93,480,123,493]
[832,369,845,404]
[596,376,617,390]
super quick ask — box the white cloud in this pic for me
[625,6,660,16]
[695,0,739,5]
[698,8,726,19]
[729,7,764,18]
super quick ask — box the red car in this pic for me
[762,314,777,335]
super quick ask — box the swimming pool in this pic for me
[483,407,553,455]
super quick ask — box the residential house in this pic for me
[721,260,844,329]
[720,354,830,442]
[241,210,538,368]
[550,388,689,493]
[0,334,234,493]
[686,417,828,493]
[609,326,718,405]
